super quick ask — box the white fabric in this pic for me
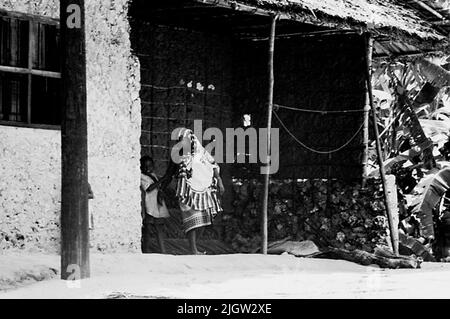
[187,151,215,193]
[140,173,170,218]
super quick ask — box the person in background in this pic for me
[160,128,225,255]
[140,156,170,254]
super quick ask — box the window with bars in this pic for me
[0,12,61,128]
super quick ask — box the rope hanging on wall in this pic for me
[273,109,365,155]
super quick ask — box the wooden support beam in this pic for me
[365,33,399,256]
[240,29,357,41]
[261,14,277,255]
[60,0,90,280]
[0,8,59,25]
[409,0,445,20]
[0,65,61,78]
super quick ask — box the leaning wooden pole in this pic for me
[60,0,90,279]
[361,35,372,188]
[261,15,277,255]
[364,33,398,256]
[361,104,370,187]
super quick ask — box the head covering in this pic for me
[173,128,203,155]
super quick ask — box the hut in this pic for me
[0,0,448,254]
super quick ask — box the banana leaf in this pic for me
[369,146,424,178]
[419,58,450,89]
[413,82,441,108]
[398,232,435,262]
[419,119,450,152]
[398,103,436,169]
[411,167,450,238]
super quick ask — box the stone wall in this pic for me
[0,0,142,252]
[140,175,389,254]
[226,178,389,253]
[84,0,141,252]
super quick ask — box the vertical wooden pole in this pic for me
[364,33,398,256]
[385,174,399,254]
[361,103,371,187]
[261,15,277,255]
[361,34,373,188]
[60,0,90,279]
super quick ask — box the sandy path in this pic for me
[1,253,450,298]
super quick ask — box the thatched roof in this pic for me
[195,0,448,56]
[406,0,450,31]
[137,0,448,57]
[244,1,443,38]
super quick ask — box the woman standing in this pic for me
[161,128,225,255]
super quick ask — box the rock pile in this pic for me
[223,178,389,253]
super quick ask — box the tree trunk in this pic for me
[319,247,421,269]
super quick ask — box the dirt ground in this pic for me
[1,253,450,299]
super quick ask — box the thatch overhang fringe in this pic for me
[194,0,449,56]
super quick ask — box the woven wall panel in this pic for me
[132,22,235,214]
[233,34,367,180]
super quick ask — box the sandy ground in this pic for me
[2,253,450,299]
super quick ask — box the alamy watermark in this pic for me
[65,4,81,29]
[66,264,81,288]
[171,120,280,174]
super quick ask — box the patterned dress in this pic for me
[172,129,223,233]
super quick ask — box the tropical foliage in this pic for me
[371,56,450,260]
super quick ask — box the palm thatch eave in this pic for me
[193,0,449,55]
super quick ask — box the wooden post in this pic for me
[261,15,277,255]
[364,33,399,256]
[362,33,373,188]
[361,103,370,188]
[385,174,399,254]
[60,0,90,279]
[361,69,371,188]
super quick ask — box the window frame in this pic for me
[0,9,61,131]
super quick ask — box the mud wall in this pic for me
[0,0,142,252]
[0,126,61,251]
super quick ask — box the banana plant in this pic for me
[410,167,450,239]
[372,57,450,171]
